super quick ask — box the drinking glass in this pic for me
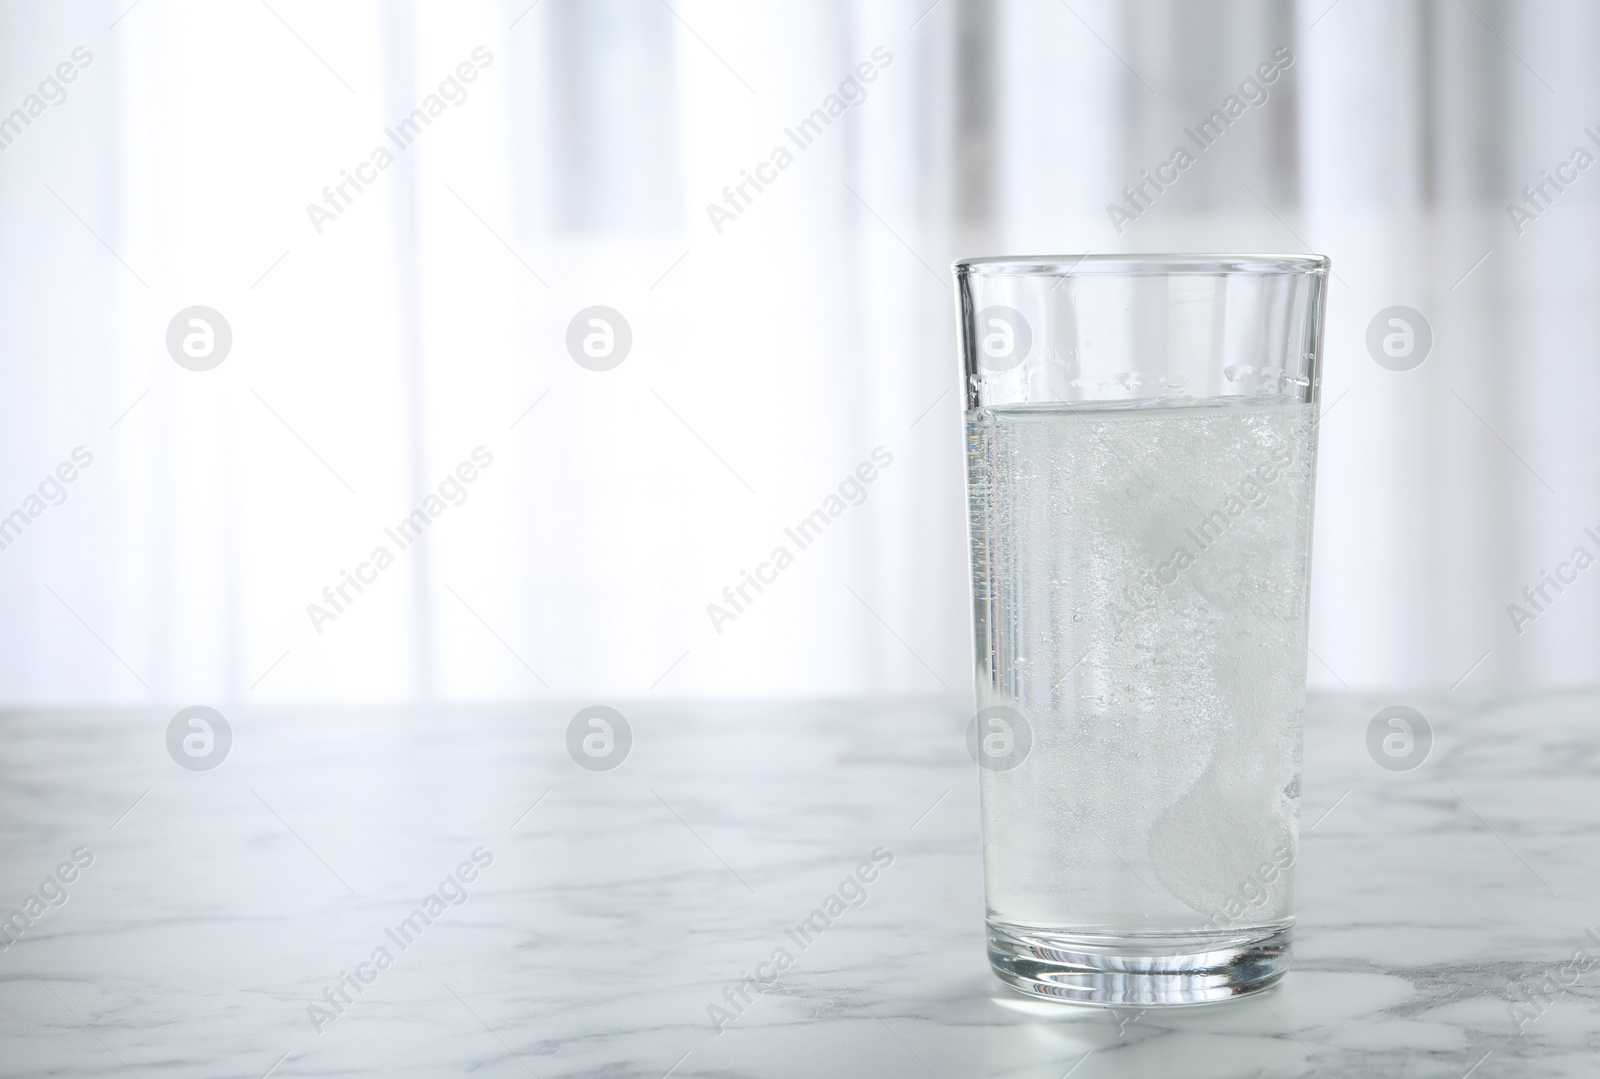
[956,254,1329,1005]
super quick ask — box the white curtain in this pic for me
[0,0,1594,705]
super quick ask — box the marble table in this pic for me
[2,691,1597,1078]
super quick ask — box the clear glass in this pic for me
[956,253,1329,1006]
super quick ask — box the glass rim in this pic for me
[953,253,1330,277]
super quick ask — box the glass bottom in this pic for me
[987,920,1292,1006]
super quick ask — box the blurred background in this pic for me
[0,0,1594,704]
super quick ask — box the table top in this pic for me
[2,691,1597,1078]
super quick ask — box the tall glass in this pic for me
[956,254,1328,1005]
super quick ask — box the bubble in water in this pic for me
[969,397,1316,931]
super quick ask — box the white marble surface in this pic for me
[2,691,1598,1078]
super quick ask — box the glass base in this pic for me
[987,920,1291,1006]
